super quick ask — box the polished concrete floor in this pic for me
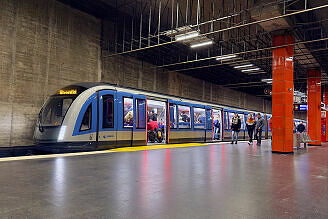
[0,141,328,218]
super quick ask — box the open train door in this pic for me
[146,99,167,145]
[97,90,117,149]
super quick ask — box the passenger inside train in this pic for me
[147,100,167,144]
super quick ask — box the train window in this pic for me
[41,96,74,126]
[103,95,114,129]
[136,99,146,129]
[123,97,134,128]
[194,108,205,129]
[178,105,191,129]
[80,104,92,131]
[169,103,177,129]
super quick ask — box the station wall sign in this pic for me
[294,104,308,111]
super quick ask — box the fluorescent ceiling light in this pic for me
[190,40,213,48]
[241,68,260,72]
[176,31,199,41]
[216,54,237,61]
[261,78,272,83]
[234,64,254,69]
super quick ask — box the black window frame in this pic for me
[206,109,213,130]
[178,104,191,129]
[102,94,114,129]
[169,103,178,129]
[79,104,92,132]
[136,99,146,129]
[193,107,206,130]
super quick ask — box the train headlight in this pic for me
[58,126,67,141]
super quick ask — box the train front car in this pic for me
[34,84,90,152]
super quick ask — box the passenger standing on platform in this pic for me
[231,113,241,144]
[255,113,265,146]
[296,122,306,133]
[246,114,256,145]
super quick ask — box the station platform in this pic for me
[0,141,328,218]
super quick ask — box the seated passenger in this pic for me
[149,110,157,122]
[147,118,159,131]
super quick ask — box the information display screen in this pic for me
[294,104,308,111]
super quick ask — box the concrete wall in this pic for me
[0,0,101,147]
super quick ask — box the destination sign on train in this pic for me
[58,89,78,95]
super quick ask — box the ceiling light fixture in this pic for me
[216,54,237,61]
[241,68,260,72]
[175,31,199,41]
[261,78,272,83]
[190,40,213,48]
[233,64,254,69]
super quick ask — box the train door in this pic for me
[193,106,206,142]
[237,113,246,140]
[168,101,178,144]
[117,92,134,147]
[212,108,222,141]
[133,95,147,146]
[146,99,167,144]
[205,107,212,142]
[97,90,117,149]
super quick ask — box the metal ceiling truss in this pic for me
[100,0,328,96]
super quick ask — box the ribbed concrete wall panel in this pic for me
[0,0,100,146]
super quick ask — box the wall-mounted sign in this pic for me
[294,104,307,111]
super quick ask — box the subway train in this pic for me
[34,83,306,152]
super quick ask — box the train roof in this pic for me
[63,82,265,114]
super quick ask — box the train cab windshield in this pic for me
[40,96,75,127]
[39,86,84,127]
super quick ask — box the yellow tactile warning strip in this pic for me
[0,143,209,162]
[0,150,115,162]
[0,141,267,162]
[108,143,209,152]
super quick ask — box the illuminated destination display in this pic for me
[58,89,78,95]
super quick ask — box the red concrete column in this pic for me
[307,70,321,145]
[272,34,294,153]
[323,87,328,141]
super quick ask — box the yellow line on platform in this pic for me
[0,143,209,162]
[108,143,208,152]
